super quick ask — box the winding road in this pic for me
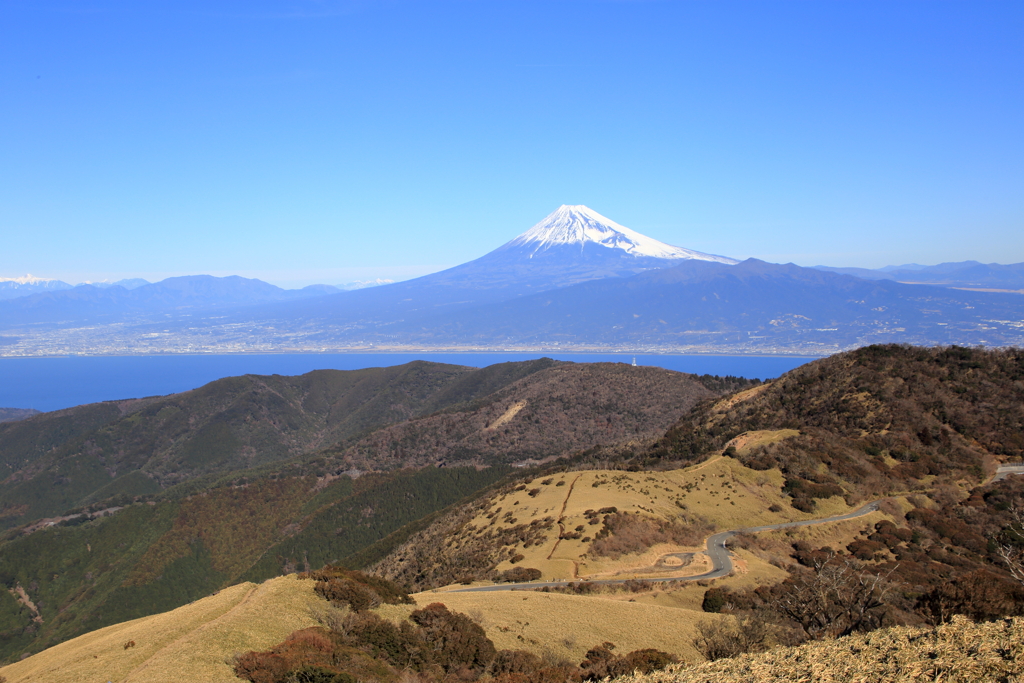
[454,500,884,593]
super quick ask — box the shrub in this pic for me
[590,512,713,559]
[410,602,497,672]
[620,648,676,674]
[293,665,356,683]
[917,569,1024,624]
[702,587,727,613]
[492,649,543,675]
[496,567,542,582]
[234,650,292,683]
[314,578,379,612]
[345,611,431,669]
[579,642,676,679]
[306,567,413,610]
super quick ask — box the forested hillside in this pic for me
[0,359,554,529]
[647,345,1024,494]
[323,364,744,471]
[0,466,507,664]
[0,359,745,664]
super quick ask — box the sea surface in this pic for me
[0,353,821,413]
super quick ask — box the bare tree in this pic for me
[997,505,1024,588]
[770,554,898,640]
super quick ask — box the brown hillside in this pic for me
[0,359,563,530]
[322,363,744,471]
[649,345,1024,489]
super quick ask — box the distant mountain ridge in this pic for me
[0,408,40,423]
[247,258,1024,353]
[0,276,153,301]
[0,275,73,300]
[0,274,342,327]
[815,260,1024,290]
[3,206,1024,354]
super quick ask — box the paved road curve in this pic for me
[994,464,1024,482]
[454,500,884,593]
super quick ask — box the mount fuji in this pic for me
[434,204,737,292]
[497,205,735,263]
[227,204,737,324]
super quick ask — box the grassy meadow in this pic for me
[0,575,321,683]
[461,443,852,584]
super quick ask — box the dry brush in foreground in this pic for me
[616,615,1023,683]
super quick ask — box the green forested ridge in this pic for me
[240,466,510,583]
[0,465,507,664]
[0,501,180,659]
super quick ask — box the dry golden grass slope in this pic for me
[0,574,725,682]
[0,575,321,683]
[379,590,723,665]
[616,616,1024,683]
[463,445,849,582]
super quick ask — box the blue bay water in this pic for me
[0,353,821,413]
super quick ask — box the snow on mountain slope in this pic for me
[0,274,68,286]
[0,275,74,300]
[500,205,738,264]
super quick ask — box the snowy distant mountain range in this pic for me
[0,276,154,301]
[2,205,1023,355]
[0,275,73,300]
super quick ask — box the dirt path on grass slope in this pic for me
[119,584,260,682]
[546,474,583,561]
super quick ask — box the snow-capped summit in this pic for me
[501,205,737,264]
[395,204,738,297]
[0,274,73,300]
[0,274,61,285]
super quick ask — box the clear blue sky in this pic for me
[2,0,1022,288]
